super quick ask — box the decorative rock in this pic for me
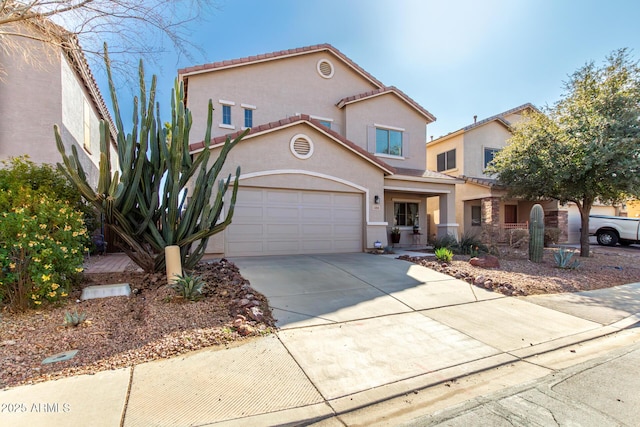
[237,324,255,336]
[474,275,486,286]
[239,298,251,307]
[247,306,264,322]
[469,255,500,269]
[1,340,16,346]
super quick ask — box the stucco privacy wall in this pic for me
[0,36,62,165]
[196,122,387,254]
[343,92,428,170]
[184,51,379,140]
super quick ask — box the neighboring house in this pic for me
[426,104,569,241]
[179,44,461,257]
[0,21,117,188]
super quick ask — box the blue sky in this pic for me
[100,0,640,141]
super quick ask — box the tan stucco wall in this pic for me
[184,51,379,141]
[0,32,106,189]
[426,133,463,176]
[462,122,512,178]
[343,92,428,170]
[197,122,387,254]
[0,36,63,165]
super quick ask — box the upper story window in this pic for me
[376,127,403,156]
[244,108,253,128]
[219,100,235,129]
[318,120,331,129]
[222,105,232,125]
[241,103,256,129]
[484,148,501,169]
[436,149,456,172]
[310,114,333,130]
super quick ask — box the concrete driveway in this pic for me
[231,253,502,329]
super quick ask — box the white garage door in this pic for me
[226,187,363,256]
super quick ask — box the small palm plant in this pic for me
[170,273,206,301]
[435,247,454,263]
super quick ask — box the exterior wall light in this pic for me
[374,195,380,204]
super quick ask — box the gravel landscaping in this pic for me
[1,244,638,389]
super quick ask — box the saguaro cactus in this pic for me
[529,204,545,263]
[56,45,247,273]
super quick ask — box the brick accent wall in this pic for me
[482,197,500,225]
[545,210,569,242]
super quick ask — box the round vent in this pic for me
[290,134,314,159]
[317,59,334,79]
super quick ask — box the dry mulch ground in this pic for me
[400,244,640,296]
[0,259,276,389]
[1,245,638,389]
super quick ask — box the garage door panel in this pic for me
[301,224,334,235]
[267,190,299,204]
[266,224,300,235]
[302,208,334,221]
[302,192,332,204]
[227,188,363,256]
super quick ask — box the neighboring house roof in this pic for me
[428,103,537,146]
[189,114,396,175]
[461,175,506,190]
[336,86,436,123]
[394,167,461,181]
[178,43,385,89]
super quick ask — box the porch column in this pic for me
[482,197,500,225]
[437,192,459,239]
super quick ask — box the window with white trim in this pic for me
[222,105,231,125]
[484,147,501,169]
[376,127,403,156]
[244,108,253,128]
[436,149,456,172]
[83,100,92,153]
[394,202,419,226]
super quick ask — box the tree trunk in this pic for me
[578,199,593,257]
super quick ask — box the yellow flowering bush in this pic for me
[0,158,89,311]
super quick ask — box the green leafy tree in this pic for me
[57,47,246,273]
[489,49,640,257]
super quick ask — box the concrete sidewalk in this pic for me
[1,253,639,427]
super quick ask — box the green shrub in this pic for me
[434,247,454,263]
[0,158,88,311]
[456,230,488,255]
[544,227,562,247]
[553,248,581,269]
[170,274,206,301]
[431,234,458,250]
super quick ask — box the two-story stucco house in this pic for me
[0,21,117,188]
[179,44,461,257]
[426,104,569,241]
[426,104,627,243]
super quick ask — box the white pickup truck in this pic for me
[589,214,640,246]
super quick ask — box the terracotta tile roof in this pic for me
[429,103,538,145]
[462,175,506,189]
[394,167,459,180]
[189,114,396,175]
[336,86,436,123]
[178,43,385,89]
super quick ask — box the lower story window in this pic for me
[394,202,419,226]
[471,205,481,226]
